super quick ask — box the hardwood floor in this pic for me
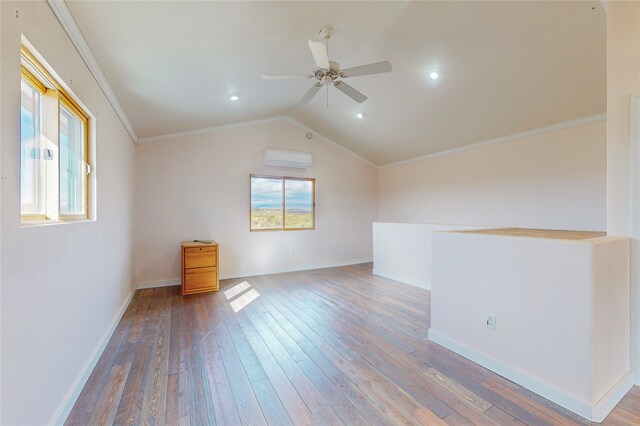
[66,263,640,425]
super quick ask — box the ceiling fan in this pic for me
[261,27,392,105]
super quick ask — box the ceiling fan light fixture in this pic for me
[427,68,440,80]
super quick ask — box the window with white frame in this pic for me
[20,45,91,223]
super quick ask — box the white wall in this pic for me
[429,231,631,421]
[605,0,640,387]
[372,222,486,289]
[379,119,607,231]
[0,2,135,425]
[606,1,640,237]
[133,118,378,286]
[631,96,640,388]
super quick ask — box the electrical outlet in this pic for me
[485,313,497,330]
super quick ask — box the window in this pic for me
[59,102,87,216]
[20,77,45,217]
[250,175,315,231]
[20,45,90,223]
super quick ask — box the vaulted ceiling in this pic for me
[66,1,606,166]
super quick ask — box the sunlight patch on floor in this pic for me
[229,288,260,313]
[224,280,252,300]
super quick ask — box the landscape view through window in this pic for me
[251,176,314,230]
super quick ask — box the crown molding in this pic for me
[380,113,607,169]
[134,112,605,171]
[136,115,380,169]
[136,116,289,144]
[47,0,138,143]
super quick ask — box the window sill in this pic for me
[21,218,94,228]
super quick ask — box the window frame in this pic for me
[20,45,91,224]
[58,97,89,220]
[249,174,316,232]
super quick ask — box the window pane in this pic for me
[285,179,313,229]
[59,104,86,215]
[20,79,45,215]
[251,177,283,230]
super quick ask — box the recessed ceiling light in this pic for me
[229,95,239,101]
[427,69,440,80]
[356,112,366,119]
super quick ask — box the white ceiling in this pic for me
[66,1,606,166]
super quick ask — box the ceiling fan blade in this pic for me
[299,83,323,104]
[341,61,392,78]
[261,74,313,80]
[333,81,368,103]
[308,40,330,69]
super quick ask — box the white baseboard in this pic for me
[372,268,430,290]
[591,372,635,422]
[224,258,373,280]
[136,258,373,289]
[51,290,135,425]
[428,329,634,423]
[137,278,180,289]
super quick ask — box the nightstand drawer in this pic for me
[184,246,216,254]
[184,249,217,269]
[184,267,217,291]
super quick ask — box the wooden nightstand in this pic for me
[181,241,219,295]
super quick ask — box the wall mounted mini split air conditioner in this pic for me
[264,149,312,169]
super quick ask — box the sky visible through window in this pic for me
[20,104,36,209]
[21,107,34,140]
[21,79,43,215]
[251,177,282,210]
[285,179,313,211]
[251,177,312,210]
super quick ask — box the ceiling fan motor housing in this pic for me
[314,61,342,84]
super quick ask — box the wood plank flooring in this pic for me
[66,263,640,425]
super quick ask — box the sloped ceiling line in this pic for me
[137,116,289,144]
[47,0,138,143]
[138,110,605,171]
[283,117,379,168]
[137,115,379,169]
[380,112,607,169]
